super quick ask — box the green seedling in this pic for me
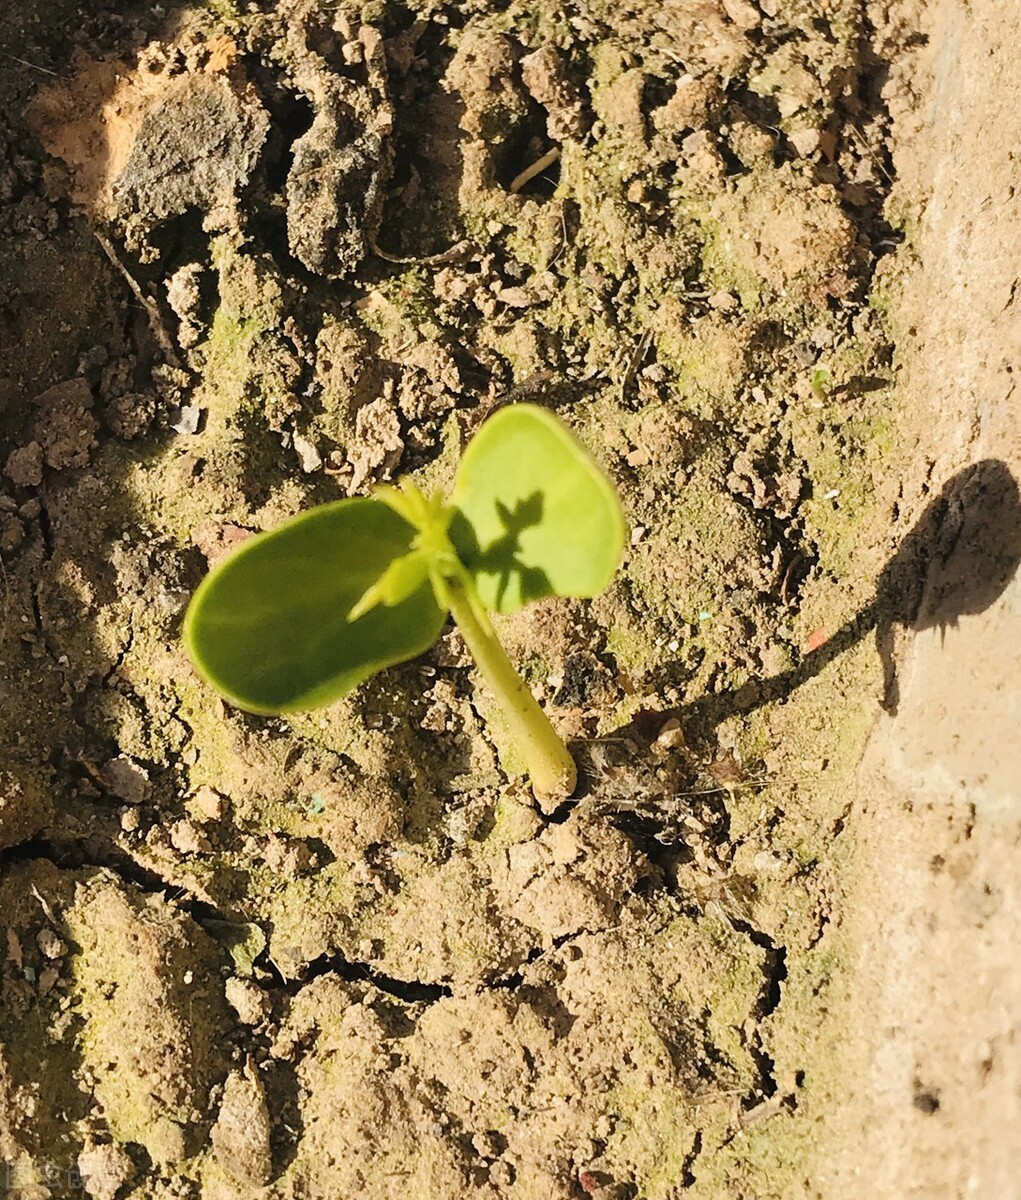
[184,404,625,799]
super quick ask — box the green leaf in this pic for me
[450,404,626,613]
[203,920,266,977]
[184,499,447,713]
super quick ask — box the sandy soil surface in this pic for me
[0,0,1018,1197]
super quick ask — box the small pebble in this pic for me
[169,404,202,434]
[38,966,60,994]
[788,126,822,157]
[190,785,226,822]
[656,718,686,750]
[102,756,150,805]
[225,976,271,1026]
[77,1142,136,1200]
[37,928,67,959]
[170,819,211,854]
[293,431,322,473]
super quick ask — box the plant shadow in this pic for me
[682,458,1021,735]
[449,490,553,610]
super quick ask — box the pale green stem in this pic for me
[444,577,577,800]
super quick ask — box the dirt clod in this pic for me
[211,1059,274,1186]
[77,1141,136,1200]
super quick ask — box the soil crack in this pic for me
[101,613,135,686]
[0,834,224,920]
[730,917,788,1106]
[264,949,452,1004]
[0,834,456,1005]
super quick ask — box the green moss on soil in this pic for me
[605,1082,701,1198]
[66,876,230,1165]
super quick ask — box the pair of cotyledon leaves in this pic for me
[184,404,625,714]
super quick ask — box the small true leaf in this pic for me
[347,549,431,621]
[184,498,446,713]
[450,404,626,613]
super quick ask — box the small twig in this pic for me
[0,550,8,651]
[267,954,291,984]
[369,238,472,267]
[544,204,570,271]
[620,329,654,403]
[0,51,58,77]
[738,1094,787,1130]
[93,231,183,370]
[30,885,58,923]
[778,552,804,606]
[846,124,894,184]
[674,781,768,798]
[509,146,561,195]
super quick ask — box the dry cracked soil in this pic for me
[0,0,1019,1197]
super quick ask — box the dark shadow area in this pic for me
[682,459,1021,733]
[377,15,467,258]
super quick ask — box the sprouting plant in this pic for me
[184,404,625,799]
